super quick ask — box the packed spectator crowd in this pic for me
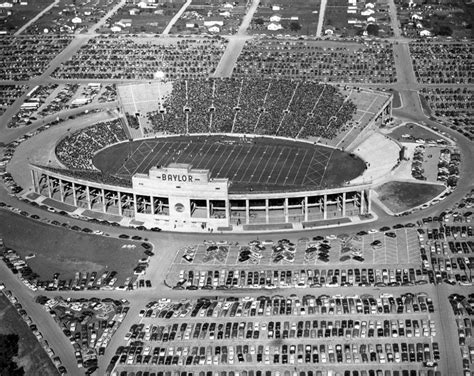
[233,40,396,83]
[420,87,473,141]
[53,36,227,80]
[56,120,127,170]
[147,78,356,140]
[409,42,473,85]
[0,35,72,80]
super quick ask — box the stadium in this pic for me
[29,78,394,232]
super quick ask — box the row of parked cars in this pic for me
[115,369,441,376]
[448,293,474,375]
[115,339,439,366]
[172,265,431,290]
[125,316,437,344]
[144,293,435,320]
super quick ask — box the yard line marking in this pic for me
[217,144,237,177]
[162,141,183,167]
[256,146,278,183]
[142,140,168,172]
[266,147,288,184]
[247,145,268,181]
[184,141,201,166]
[274,147,293,185]
[291,149,309,185]
[202,143,221,171]
[224,145,244,179]
[234,145,256,180]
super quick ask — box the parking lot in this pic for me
[167,229,423,289]
[172,229,420,267]
[111,292,439,375]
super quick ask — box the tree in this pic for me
[0,334,24,376]
[366,24,379,36]
[289,22,301,32]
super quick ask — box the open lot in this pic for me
[250,0,321,35]
[0,210,144,283]
[375,181,445,214]
[102,2,185,34]
[388,123,444,143]
[0,294,59,376]
[0,0,53,34]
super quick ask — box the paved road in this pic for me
[315,0,327,38]
[387,0,402,39]
[14,0,61,36]
[162,0,192,35]
[213,0,260,77]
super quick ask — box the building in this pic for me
[31,163,373,231]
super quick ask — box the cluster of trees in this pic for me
[0,334,24,376]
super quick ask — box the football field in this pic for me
[93,135,365,193]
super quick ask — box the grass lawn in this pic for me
[0,211,145,283]
[0,294,59,376]
[376,181,445,213]
[419,94,433,117]
[389,123,441,142]
[390,89,402,108]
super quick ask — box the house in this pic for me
[290,16,299,20]
[203,18,224,27]
[72,16,82,24]
[223,3,233,8]
[129,8,140,15]
[272,5,280,11]
[325,28,334,35]
[365,2,375,8]
[117,19,132,28]
[419,29,431,36]
[208,25,220,33]
[110,25,122,32]
[367,16,376,23]
[219,10,231,18]
[267,22,282,31]
[361,8,374,16]
[348,0,356,5]
[269,14,281,22]
[0,2,13,7]
[185,22,195,28]
[0,8,11,18]
[411,13,422,20]
[348,18,362,24]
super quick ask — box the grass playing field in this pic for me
[93,135,366,193]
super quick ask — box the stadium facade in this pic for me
[31,162,372,231]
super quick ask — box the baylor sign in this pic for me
[161,174,194,183]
